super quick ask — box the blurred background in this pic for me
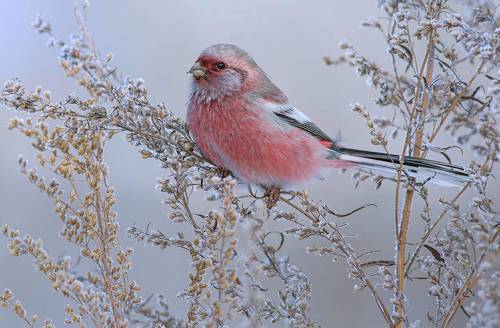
[0,1,496,327]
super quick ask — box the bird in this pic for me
[186,44,471,207]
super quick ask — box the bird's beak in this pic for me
[188,62,207,79]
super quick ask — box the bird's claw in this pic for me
[216,167,230,178]
[264,186,281,209]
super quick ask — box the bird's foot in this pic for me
[216,167,230,178]
[264,186,281,209]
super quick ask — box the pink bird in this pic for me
[187,44,470,206]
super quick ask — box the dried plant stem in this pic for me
[279,196,394,327]
[181,192,199,229]
[87,131,122,326]
[404,182,470,277]
[441,229,499,328]
[2,297,36,328]
[278,196,318,224]
[428,60,486,143]
[394,29,489,326]
[394,32,435,326]
[393,41,430,235]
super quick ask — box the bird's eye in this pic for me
[215,62,226,70]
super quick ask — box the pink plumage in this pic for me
[187,44,470,188]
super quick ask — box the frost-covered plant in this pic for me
[1,0,498,327]
[326,0,498,326]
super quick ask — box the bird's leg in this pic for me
[264,186,281,209]
[216,167,230,178]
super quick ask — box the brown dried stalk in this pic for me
[394,29,436,327]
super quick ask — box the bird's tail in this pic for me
[329,146,471,186]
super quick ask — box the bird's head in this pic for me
[189,44,265,102]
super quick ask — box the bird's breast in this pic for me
[187,97,328,187]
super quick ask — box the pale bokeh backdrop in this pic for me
[1,1,495,327]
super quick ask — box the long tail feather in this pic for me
[330,146,471,186]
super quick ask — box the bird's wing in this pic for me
[264,102,333,143]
